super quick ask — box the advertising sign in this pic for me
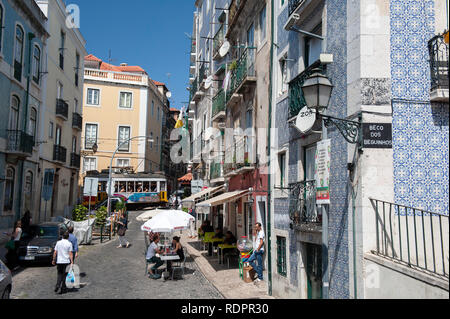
[315,139,331,205]
[83,177,99,197]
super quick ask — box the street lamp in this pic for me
[302,70,361,145]
[106,136,154,215]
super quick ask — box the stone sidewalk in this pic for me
[179,232,274,299]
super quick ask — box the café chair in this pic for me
[171,248,186,280]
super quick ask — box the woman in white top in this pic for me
[5,220,22,269]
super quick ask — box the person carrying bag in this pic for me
[116,211,130,248]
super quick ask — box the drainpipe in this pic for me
[16,32,35,221]
[266,0,275,296]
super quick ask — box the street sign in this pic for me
[362,123,392,149]
[84,177,99,197]
[293,106,316,134]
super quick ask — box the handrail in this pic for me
[370,198,448,278]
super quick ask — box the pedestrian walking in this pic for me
[188,208,197,238]
[68,226,78,262]
[5,220,22,270]
[20,211,32,236]
[247,222,265,284]
[116,211,130,248]
[52,231,73,294]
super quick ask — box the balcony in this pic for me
[226,48,257,105]
[190,77,204,103]
[227,0,247,35]
[212,89,226,122]
[70,153,81,169]
[224,135,254,176]
[199,63,209,91]
[53,144,67,164]
[6,130,34,157]
[55,99,69,120]
[213,24,225,60]
[72,112,82,130]
[284,0,314,31]
[288,60,324,118]
[428,32,449,103]
[289,180,321,232]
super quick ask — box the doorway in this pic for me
[51,173,59,217]
[306,243,323,299]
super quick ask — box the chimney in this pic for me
[120,63,128,67]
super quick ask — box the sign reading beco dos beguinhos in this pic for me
[315,139,331,205]
[363,123,392,149]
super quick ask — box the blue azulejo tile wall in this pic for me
[390,0,449,215]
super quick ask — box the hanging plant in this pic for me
[229,60,238,71]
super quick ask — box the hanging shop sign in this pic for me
[315,139,331,205]
[362,123,392,149]
[293,106,317,134]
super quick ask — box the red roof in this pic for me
[153,80,165,86]
[170,108,180,112]
[178,173,192,182]
[85,54,147,74]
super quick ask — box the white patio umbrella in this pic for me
[136,209,161,222]
[140,209,194,233]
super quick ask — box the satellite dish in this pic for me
[293,106,316,134]
[166,91,172,98]
[219,41,230,58]
[205,76,213,90]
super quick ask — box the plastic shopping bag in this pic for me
[66,266,75,286]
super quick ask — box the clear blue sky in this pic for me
[72,0,196,109]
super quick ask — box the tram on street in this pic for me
[83,172,169,209]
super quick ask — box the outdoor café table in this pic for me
[217,244,238,264]
[159,253,180,280]
[203,237,224,256]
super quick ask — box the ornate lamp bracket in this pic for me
[320,114,362,145]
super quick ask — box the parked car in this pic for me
[0,259,12,299]
[17,222,70,265]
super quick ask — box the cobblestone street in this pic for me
[8,211,223,299]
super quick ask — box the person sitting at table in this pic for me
[146,234,164,279]
[202,220,214,233]
[222,231,238,257]
[213,228,224,249]
[167,236,185,273]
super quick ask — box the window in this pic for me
[87,88,100,105]
[279,152,286,187]
[9,95,19,130]
[74,98,79,113]
[0,4,3,52]
[118,126,130,151]
[156,136,159,151]
[75,52,80,86]
[151,101,154,115]
[279,57,288,95]
[119,92,132,108]
[157,106,160,120]
[117,159,130,168]
[259,6,267,44]
[14,25,24,81]
[49,121,54,138]
[83,157,97,172]
[85,124,98,149]
[277,236,287,277]
[150,132,153,149]
[32,46,41,84]
[59,30,65,69]
[247,23,255,47]
[72,136,77,153]
[57,82,63,99]
[55,125,62,145]
[29,107,37,142]
[3,167,15,211]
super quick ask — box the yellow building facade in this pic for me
[81,55,166,187]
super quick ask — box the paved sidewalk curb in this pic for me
[181,234,274,299]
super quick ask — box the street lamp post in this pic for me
[106,136,154,216]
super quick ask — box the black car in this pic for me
[17,222,71,265]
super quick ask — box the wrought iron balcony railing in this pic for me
[228,0,247,32]
[56,99,69,120]
[288,180,319,226]
[53,144,67,163]
[212,89,226,120]
[370,198,449,278]
[6,130,34,155]
[72,112,82,130]
[288,0,304,17]
[226,47,256,101]
[213,24,225,58]
[428,33,449,92]
[224,141,236,175]
[70,153,81,169]
[288,61,324,118]
[235,136,253,170]
[189,77,198,102]
[199,62,209,85]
